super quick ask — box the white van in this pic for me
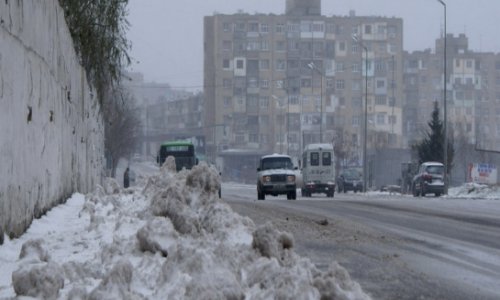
[301,143,336,197]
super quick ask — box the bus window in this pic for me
[158,141,196,171]
[310,152,319,166]
[322,152,331,166]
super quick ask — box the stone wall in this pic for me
[0,1,104,239]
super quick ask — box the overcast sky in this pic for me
[126,0,500,92]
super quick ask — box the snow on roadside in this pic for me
[448,182,500,199]
[1,159,370,299]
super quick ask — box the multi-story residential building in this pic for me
[204,0,404,180]
[404,34,500,184]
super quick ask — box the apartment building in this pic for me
[403,34,500,150]
[204,0,404,171]
[403,34,500,184]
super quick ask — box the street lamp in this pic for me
[272,95,286,153]
[307,62,323,143]
[352,34,369,192]
[436,0,448,193]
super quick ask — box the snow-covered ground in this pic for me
[0,159,370,299]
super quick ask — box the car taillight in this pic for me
[422,174,433,181]
[306,182,315,188]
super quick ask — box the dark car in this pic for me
[337,169,363,193]
[412,162,445,197]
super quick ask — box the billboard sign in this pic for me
[468,163,498,185]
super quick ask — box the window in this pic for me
[223,23,232,32]
[260,23,269,33]
[364,25,372,34]
[276,60,286,71]
[375,60,386,72]
[261,40,269,51]
[260,96,269,108]
[377,113,386,124]
[336,79,345,89]
[352,116,360,126]
[260,80,269,89]
[276,23,285,33]
[375,95,386,105]
[389,115,397,124]
[249,22,259,32]
[276,80,284,89]
[222,59,230,69]
[466,60,473,68]
[377,80,385,88]
[326,78,334,88]
[260,59,270,70]
[336,62,345,72]
[236,59,244,69]
[352,63,360,73]
[322,152,331,166]
[235,23,245,32]
[247,40,260,51]
[247,77,258,88]
[249,134,258,143]
[310,152,319,166]
[351,43,358,53]
[224,96,231,107]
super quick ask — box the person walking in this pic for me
[123,167,130,188]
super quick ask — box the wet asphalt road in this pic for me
[224,184,500,300]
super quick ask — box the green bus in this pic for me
[157,140,198,171]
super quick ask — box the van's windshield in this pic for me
[261,157,293,170]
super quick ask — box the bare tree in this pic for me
[103,87,141,177]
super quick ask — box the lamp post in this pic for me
[352,34,369,193]
[436,0,448,193]
[272,95,285,153]
[307,62,323,143]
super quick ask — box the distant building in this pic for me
[123,72,204,158]
[403,34,500,184]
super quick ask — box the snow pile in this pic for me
[448,182,500,199]
[4,160,370,299]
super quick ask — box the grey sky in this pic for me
[126,0,499,91]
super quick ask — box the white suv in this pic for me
[257,154,297,200]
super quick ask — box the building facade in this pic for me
[204,1,404,171]
[403,34,500,184]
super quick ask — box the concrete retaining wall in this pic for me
[0,1,104,239]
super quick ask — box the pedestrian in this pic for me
[124,167,130,188]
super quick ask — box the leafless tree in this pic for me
[103,87,141,177]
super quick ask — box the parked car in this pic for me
[257,154,297,200]
[412,162,445,197]
[337,169,363,193]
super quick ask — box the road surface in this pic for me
[224,183,500,300]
